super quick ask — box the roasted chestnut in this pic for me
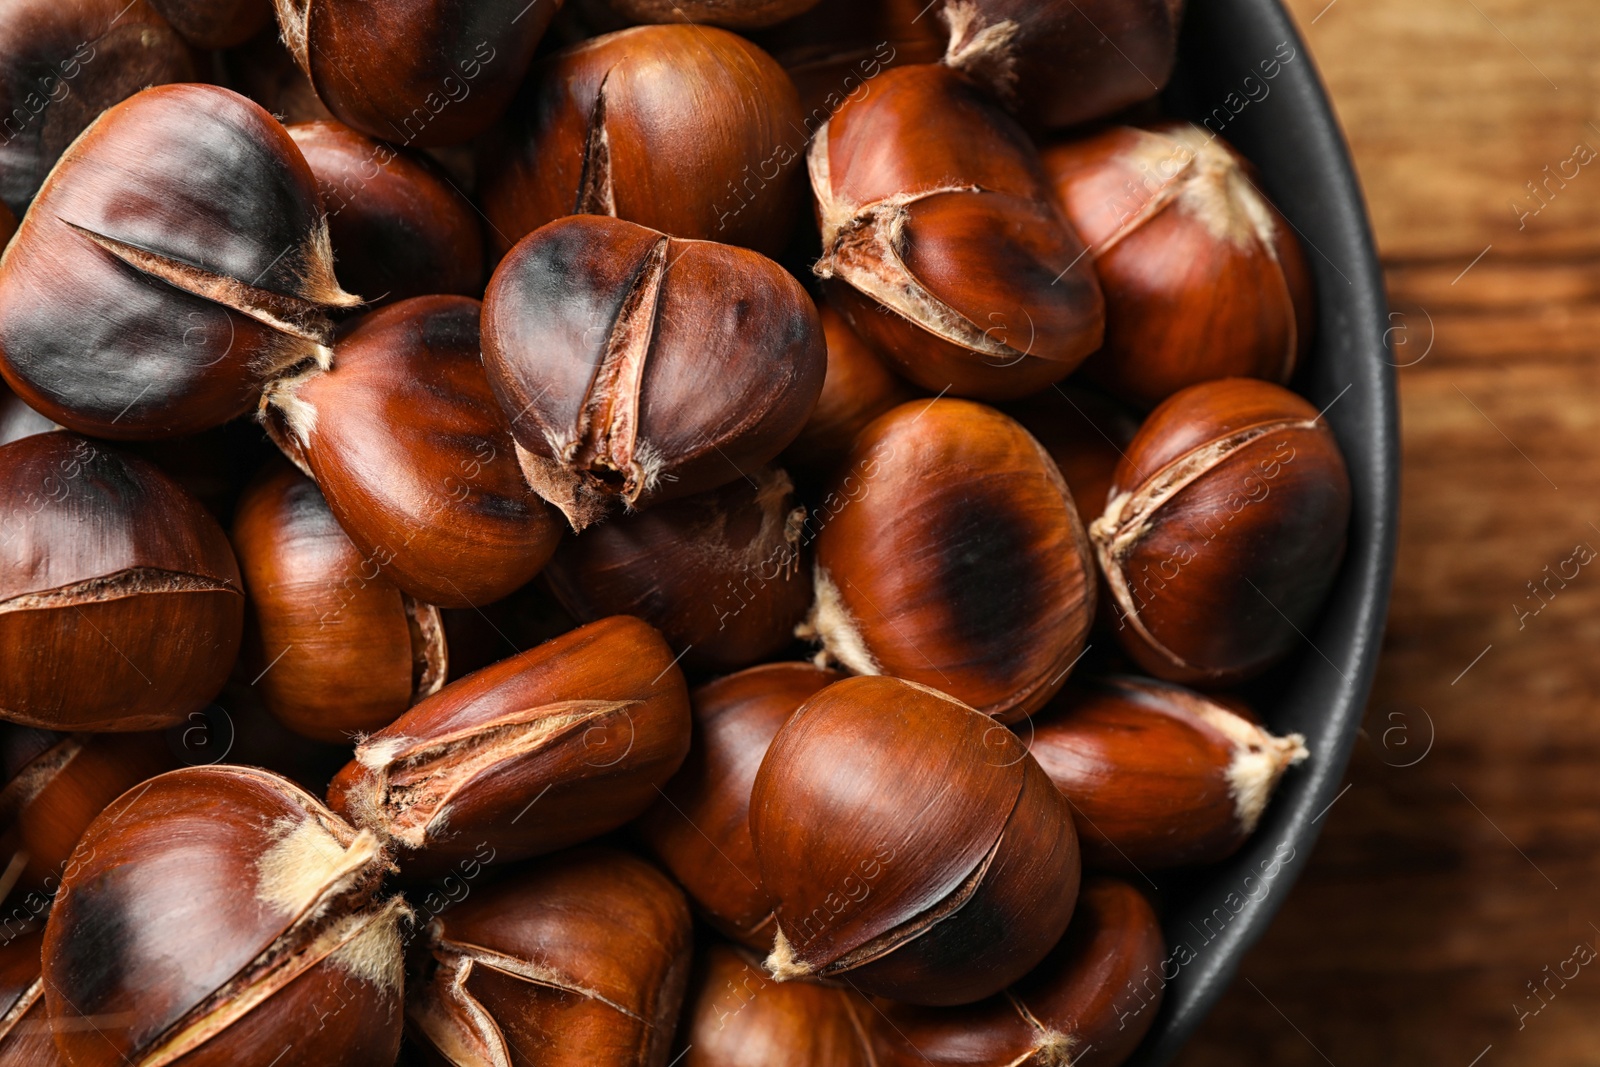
[148,0,273,47]
[801,398,1095,722]
[544,467,812,671]
[873,877,1166,1067]
[0,926,59,1066]
[481,215,826,529]
[1028,677,1306,870]
[1007,384,1140,528]
[263,295,563,607]
[328,616,691,877]
[0,433,244,732]
[42,764,409,1066]
[1042,123,1314,408]
[232,461,447,743]
[1089,378,1351,685]
[0,729,174,903]
[637,662,841,948]
[274,0,560,147]
[287,120,486,305]
[479,25,804,257]
[781,304,916,482]
[0,0,194,215]
[749,676,1081,1005]
[409,846,693,1067]
[939,0,1183,131]
[679,940,879,1067]
[809,63,1103,399]
[0,84,358,439]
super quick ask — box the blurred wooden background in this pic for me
[1175,0,1600,1063]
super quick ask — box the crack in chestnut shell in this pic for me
[808,63,1103,400]
[0,433,244,732]
[274,0,559,147]
[481,215,825,530]
[0,84,358,439]
[749,676,1081,1006]
[408,846,692,1067]
[1028,676,1307,871]
[262,295,563,608]
[636,663,843,950]
[801,399,1095,722]
[41,765,406,1067]
[327,616,691,879]
[1043,123,1313,409]
[873,877,1167,1067]
[478,25,804,258]
[1088,378,1352,685]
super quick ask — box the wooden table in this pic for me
[1175,1,1600,1062]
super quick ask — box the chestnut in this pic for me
[222,24,333,126]
[0,433,244,732]
[1028,676,1307,870]
[0,729,173,903]
[0,926,59,1066]
[679,941,879,1067]
[801,398,1095,723]
[147,0,273,47]
[603,0,822,30]
[809,63,1103,399]
[0,0,194,215]
[1089,378,1352,685]
[874,877,1166,1067]
[1007,384,1140,528]
[636,663,842,949]
[544,468,813,671]
[42,764,409,1066]
[263,295,563,607]
[327,616,691,878]
[408,845,692,1067]
[781,304,917,482]
[481,215,826,529]
[479,25,804,258]
[751,0,942,120]
[0,84,358,439]
[939,0,1183,131]
[232,461,448,743]
[274,0,560,147]
[287,121,486,306]
[749,675,1081,1006]
[1042,123,1314,408]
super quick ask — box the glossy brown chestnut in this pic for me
[0,729,173,903]
[222,25,333,126]
[809,63,1103,399]
[0,0,194,215]
[603,0,821,29]
[636,663,841,949]
[287,121,485,305]
[751,0,942,120]
[1042,123,1314,409]
[409,846,692,1067]
[274,0,559,147]
[781,304,916,482]
[0,927,60,1066]
[749,676,1081,1005]
[1028,677,1307,871]
[0,84,358,439]
[1007,385,1140,528]
[479,25,804,258]
[679,941,879,1067]
[148,0,273,47]
[874,877,1166,1067]
[327,616,691,878]
[481,215,826,529]
[264,295,563,607]
[42,764,409,1067]
[544,468,812,671]
[232,461,447,743]
[802,399,1095,723]
[0,433,244,732]
[1089,378,1352,685]
[937,0,1183,131]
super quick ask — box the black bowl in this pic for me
[1122,0,1400,1062]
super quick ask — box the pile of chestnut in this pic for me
[0,0,1351,1063]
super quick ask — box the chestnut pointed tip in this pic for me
[799,568,880,676]
[764,928,815,982]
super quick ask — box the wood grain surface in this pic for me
[1175,1,1600,1063]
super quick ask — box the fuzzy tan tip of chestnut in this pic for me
[763,928,815,982]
